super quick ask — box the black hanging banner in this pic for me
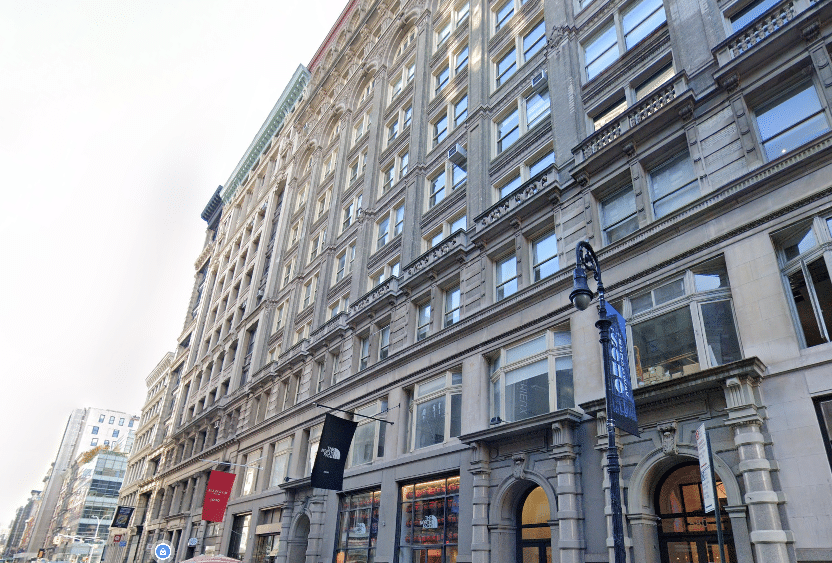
[607,305,639,437]
[311,413,358,491]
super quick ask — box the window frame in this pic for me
[625,257,743,385]
[489,328,574,423]
[496,252,519,301]
[408,371,463,450]
[775,216,832,348]
[582,0,668,81]
[752,77,831,162]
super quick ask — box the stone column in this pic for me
[469,442,491,563]
[551,414,585,563]
[274,490,297,563]
[723,374,792,563]
[805,22,832,109]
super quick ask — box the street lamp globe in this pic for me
[569,264,593,311]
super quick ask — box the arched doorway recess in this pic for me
[655,463,736,563]
[516,486,552,563]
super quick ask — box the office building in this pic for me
[110,0,832,561]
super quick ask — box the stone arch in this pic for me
[489,469,558,526]
[488,470,558,563]
[384,20,417,68]
[626,445,742,515]
[626,445,746,563]
[286,510,311,563]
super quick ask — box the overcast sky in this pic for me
[0,0,347,529]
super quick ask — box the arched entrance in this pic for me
[655,463,736,563]
[286,513,309,563]
[516,486,552,563]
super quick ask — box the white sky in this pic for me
[0,0,347,529]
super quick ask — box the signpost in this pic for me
[696,423,725,563]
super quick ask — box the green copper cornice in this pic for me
[221,64,310,204]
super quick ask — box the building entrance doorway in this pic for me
[516,486,551,563]
[655,463,736,563]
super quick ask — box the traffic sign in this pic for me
[119,541,127,548]
[154,542,173,560]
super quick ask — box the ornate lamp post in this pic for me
[569,241,626,563]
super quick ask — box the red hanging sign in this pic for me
[201,470,236,522]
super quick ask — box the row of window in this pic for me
[97,415,130,426]
[599,77,831,246]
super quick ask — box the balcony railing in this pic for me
[350,277,399,318]
[713,0,815,65]
[574,74,688,163]
[309,313,348,347]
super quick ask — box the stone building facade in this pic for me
[110,0,832,562]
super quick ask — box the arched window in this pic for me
[655,462,736,563]
[516,486,551,563]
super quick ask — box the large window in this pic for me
[409,372,462,450]
[814,395,832,472]
[336,489,380,563]
[583,0,667,80]
[306,424,322,474]
[417,302,432,341]
[649,151,699,219]
[531,230,558,282]
[444,286,461,327]
[496,92,550,155]
[754,80,830,161]
[269,437,292,487]
[629,257,742,385]
[775,217,832,347]
[350,400,388,467]
[228,513,251,559]
[490,329,574,423]
[601,186,639,244]
[399,477,460,563]
[496,254,518,300]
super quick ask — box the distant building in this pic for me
[25,408,138,561]
[4,492,40,560]
[49,447,130,563]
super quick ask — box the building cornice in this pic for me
[221,65,311,204]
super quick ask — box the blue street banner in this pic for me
[607,305,639,437]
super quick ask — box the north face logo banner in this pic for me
[311,413,358,490]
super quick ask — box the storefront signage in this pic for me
[202,470,236,522]
[311,413,358,491]
[187,538,198,547]
[607,306,639,437]
[421,515,438,529]
[111,506,135,529]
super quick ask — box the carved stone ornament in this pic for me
[575,170,590,187]
[678,101,694,121]
[512,453,528,480]
[658,421,678,455]
[720,73,739,93]
[802,21,820,43]
[622,140,636,158]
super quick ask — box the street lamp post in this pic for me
[569,241,626,563]
[88,516,102,563]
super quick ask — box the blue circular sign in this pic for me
[154,543,172,560]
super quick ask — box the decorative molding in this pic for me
[222,66,310,204]
[658,421,678,455]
